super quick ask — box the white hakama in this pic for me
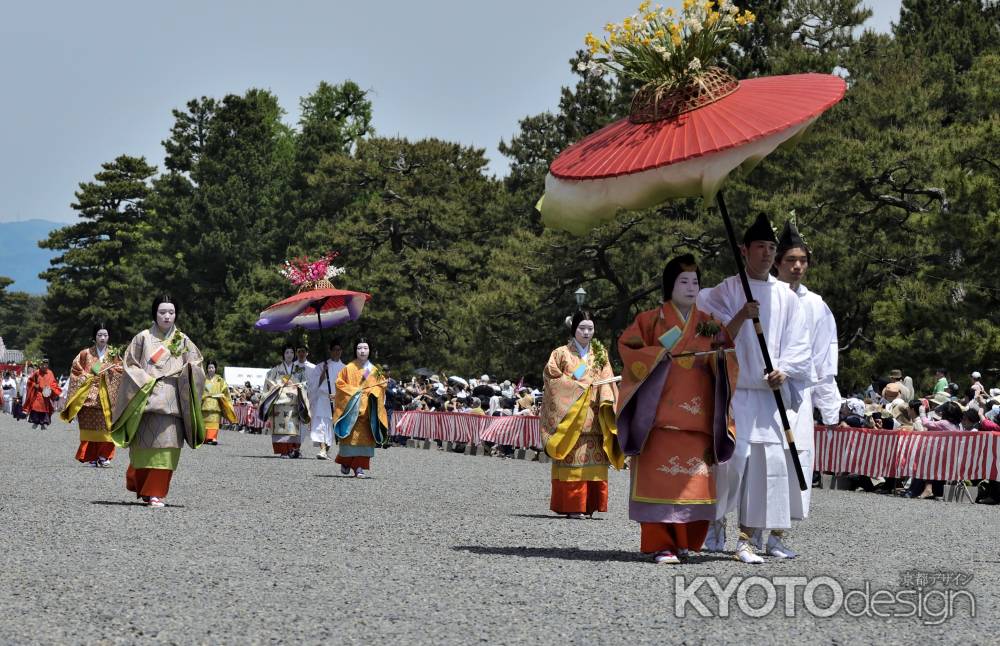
[698,274,814,530]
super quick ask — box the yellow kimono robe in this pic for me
[332,360,389,470]
[61,346,124,463]
[540,342,623,515]
[202,374,236,441]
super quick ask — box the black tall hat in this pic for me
[777,218,810,254]
[742,212,778,246]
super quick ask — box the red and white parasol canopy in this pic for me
[540,73,846,234]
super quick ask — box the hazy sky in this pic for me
[0,1,901,224]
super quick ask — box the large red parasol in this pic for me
[541,73,846,234]
[538,7,848,491]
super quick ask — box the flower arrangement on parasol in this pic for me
[539,0,848,491]
[256,252,372,399]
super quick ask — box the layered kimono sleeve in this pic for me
[177,340,207,448]
[110,333,156,446]
[332,364,363,440]
[60,350,94,422]
[615,311,668,455]
[362,369,390,445]
[540,347,622,469]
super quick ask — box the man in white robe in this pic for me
[764,219,842,551]
[306,340,345,460]
[697,213,814,563]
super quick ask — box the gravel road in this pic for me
[0,415,994,645]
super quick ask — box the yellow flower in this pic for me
[642,37,652,45]
[671,32,683,46]
[664,6,675,17]
[638,0,651,12]
[683,0,695,10]
[605,22,617,33]
[623,16,633,30]
[654,28,665,38]
[609,32,618,44]
[706,11,719,26]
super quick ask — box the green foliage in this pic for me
[37,155,163,367]
[22,3,1000,393]
[0,278,45,357]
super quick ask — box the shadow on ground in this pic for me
[91,500,186,508]
[453,545,647,563]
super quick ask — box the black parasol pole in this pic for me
[314,298,333,401]
[716,191,808,492]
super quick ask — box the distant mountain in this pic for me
[0,219,65,295]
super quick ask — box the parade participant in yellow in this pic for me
[540,310,623,519]
[333,338,389,478]
[201,360,236,446]
[111,296,205,508]
[616,255,739,563]
[61,323,124,467]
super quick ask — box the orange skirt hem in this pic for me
[334,455,371,470]
[550,479,608,514]
[75,441,116,463]
[125,465,173,498]
[640,521,710,554]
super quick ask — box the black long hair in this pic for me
[92,321,111,339]
[570,310,594,335]
[661,254,701,302]
[150,295,178,320]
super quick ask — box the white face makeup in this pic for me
[356,343,370,363]
[574,320,595,347]
[155,303,176,333]
[206,364,217,378]
[283,349,295,364]
[671,271,700,309]
[95,329,110,348]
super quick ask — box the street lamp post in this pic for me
[574,287,587,308]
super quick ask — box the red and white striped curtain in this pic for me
[814,427,1000,480]
[394,411,542,448]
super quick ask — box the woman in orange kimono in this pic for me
[25,357,62,429]
[616,254,738,564]
[60,323,124,466]
[332,338,389,478]
[540,310,624,519]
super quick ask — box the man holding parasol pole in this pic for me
[537,1,846,560]
[697,213,813,562]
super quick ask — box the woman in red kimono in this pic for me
[26,357,62,429]
[616,254,739,564]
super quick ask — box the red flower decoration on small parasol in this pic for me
[255,253,370,332]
